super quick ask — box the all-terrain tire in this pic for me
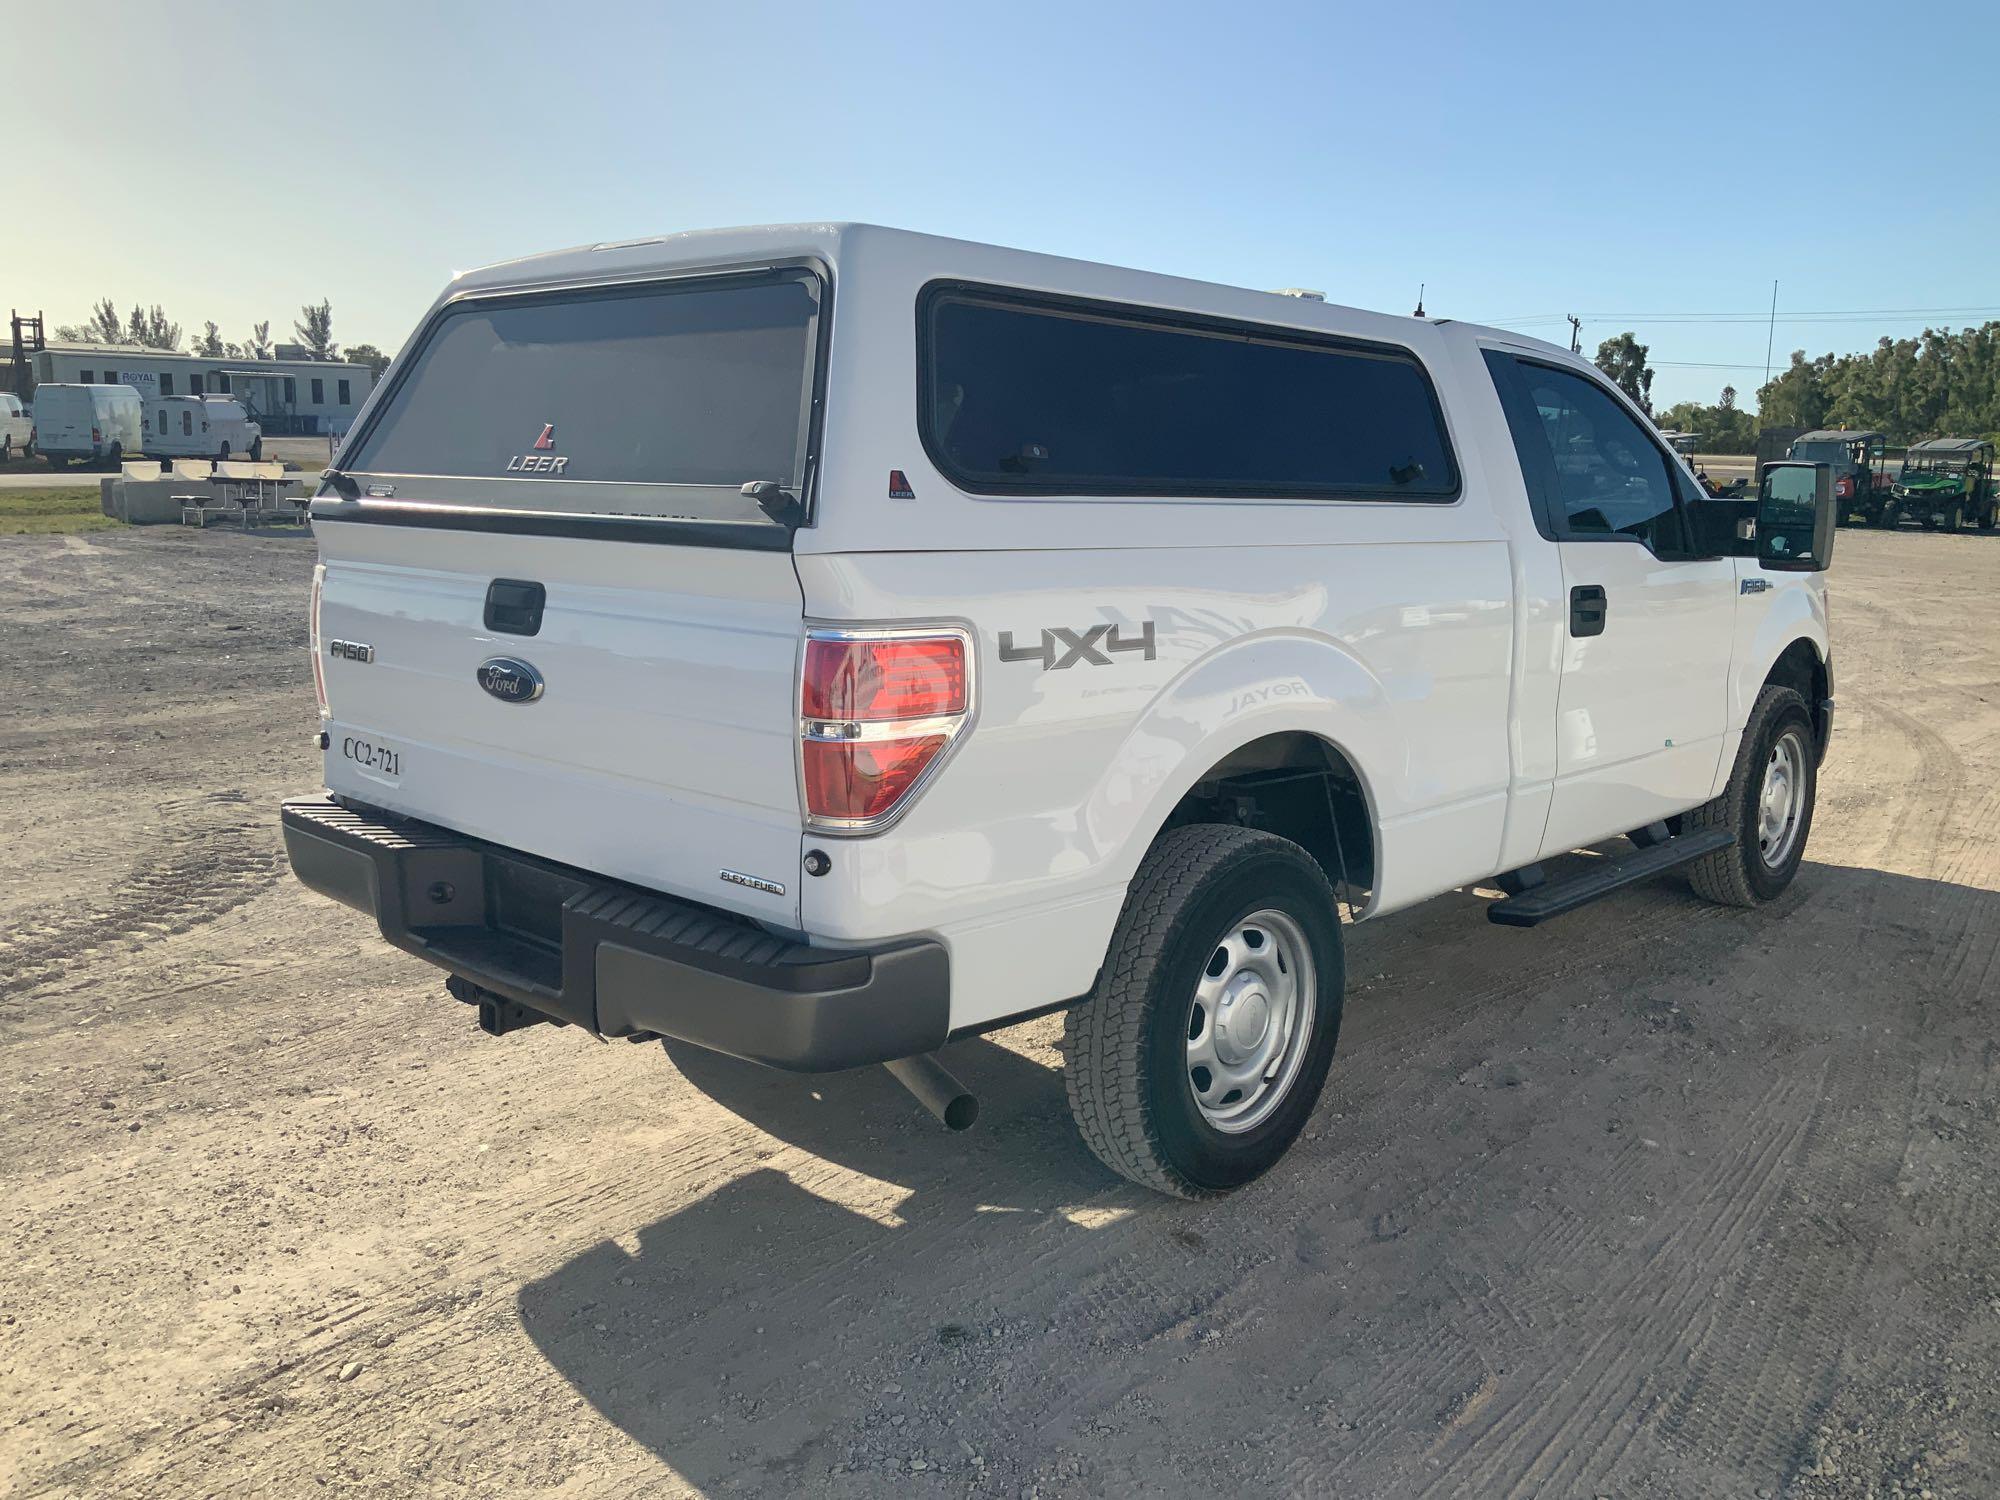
[1685,684,1818,907]
[1062,824,1345,1199]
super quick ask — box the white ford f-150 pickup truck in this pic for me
[283,223,1834,1198]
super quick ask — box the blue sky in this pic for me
[8,0,1996,410]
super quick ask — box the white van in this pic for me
[283,224,1835,1196]
[0,394,31,461]
[36,384,145,469]
[142,395,264,462]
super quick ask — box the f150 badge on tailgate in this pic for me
[999,621,1156,671]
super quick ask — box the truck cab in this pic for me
[282,224,1834,1197]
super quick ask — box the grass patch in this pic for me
[0,488,124,535]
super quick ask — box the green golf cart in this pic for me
[1881,438,1997,531]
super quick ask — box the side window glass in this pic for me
[1519,364,1686,554]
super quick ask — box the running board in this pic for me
[1486,829,1736,928]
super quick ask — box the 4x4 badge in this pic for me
[999,622,1156,671]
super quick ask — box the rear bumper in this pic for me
[280,797,949,1071]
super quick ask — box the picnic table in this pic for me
[174,461,308,528]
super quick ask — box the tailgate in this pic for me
[308,261,829,927]
[314,520,806,926]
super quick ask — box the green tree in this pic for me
[294,300,338,360]
[129,305,181,351]
[195,321,227,358]
[1594,332,1655,413]
[249,320,272,358]
[344,343,392,378]
[1756,324,2000,443]
[54,297,126,344]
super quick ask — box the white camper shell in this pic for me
[283,224,1836,1197]
[35,383,145,468]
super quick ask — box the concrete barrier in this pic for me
[102,478,197,525]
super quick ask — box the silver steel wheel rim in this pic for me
[1185,908,1315,1134]
[1758,728,1808,869]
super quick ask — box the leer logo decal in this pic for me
[506,421,568,475]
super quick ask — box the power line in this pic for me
[1484,304,2000,327]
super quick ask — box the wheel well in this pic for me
[1155,733,1376,908]
[1765,639,1830,753]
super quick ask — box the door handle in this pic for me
[1569,584,1608,637]
[484,578,546,636]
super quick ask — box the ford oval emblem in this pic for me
[476,656,544,703]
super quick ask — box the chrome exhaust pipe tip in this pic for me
[883,1053,978,1131]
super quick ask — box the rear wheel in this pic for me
[104,442,122,471]
[1946,501,1964,532]
[1685,685,1818,907]
[217,442,231,462]
[1,435,11,461]
[1063,825,1346,1198]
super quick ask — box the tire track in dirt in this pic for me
[0,791,284,1005]
[1409,1072,1822,1498]
[1658,1050,1921,1482]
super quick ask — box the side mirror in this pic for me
[1757,460,1835,572]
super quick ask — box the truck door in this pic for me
[1485,354,1736,856]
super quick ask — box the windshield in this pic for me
[342,268,822,523]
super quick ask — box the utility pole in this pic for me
[1939,328,1951,433]
[1567,315,1581,354]
[1762,279,1778,394]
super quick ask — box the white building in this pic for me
[29,343,376,436]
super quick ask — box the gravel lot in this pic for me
[2,524,1997,1498]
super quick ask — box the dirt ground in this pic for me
[2,524,1997,1499]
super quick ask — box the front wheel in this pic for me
[1063,825,1346,1198]
[1685,685,1818,907]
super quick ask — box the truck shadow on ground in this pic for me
[516,859,2000,1496]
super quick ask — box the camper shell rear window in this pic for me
[919,283,1459,501]
[336,265,825,539]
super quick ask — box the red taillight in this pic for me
[801,631,969,828]
[309,566,328,716]
[91,426,102,443]
[802,635,966,720]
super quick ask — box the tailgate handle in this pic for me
[484,579,546,637]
